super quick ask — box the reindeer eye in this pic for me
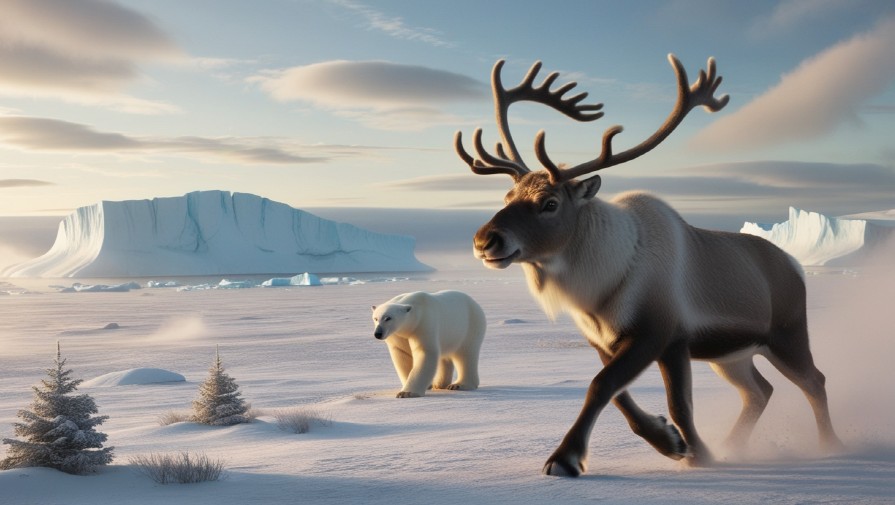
[541,199,559,213]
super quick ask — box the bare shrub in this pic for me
[130,452,224,484]
[273,407,332,434]
[157,410,191,426]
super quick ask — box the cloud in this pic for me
[390,161,895,227]
[691,16,895,152]
[752,0,853,35]
[329,0,455,48]
[601,161,895,220]
[377,174,512,192]
[0,116,327,165]
[0,179,55,188]
[0,0,182,113]
[252,60,486,130]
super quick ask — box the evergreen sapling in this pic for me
[1,342,114,474]
[192,347,250,426]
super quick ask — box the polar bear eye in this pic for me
[384,316,391,322]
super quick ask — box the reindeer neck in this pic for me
[522,198,639,319]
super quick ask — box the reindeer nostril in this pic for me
[475,230,503,252]
[487,233,502,251]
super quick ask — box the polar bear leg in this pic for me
[433,359,455,389]
[449,343,481,391]
[400,345,439,398]
[386,340,413,387]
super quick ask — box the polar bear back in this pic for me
[392,290,485,352]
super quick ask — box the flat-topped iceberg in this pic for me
[741,207,895,266]
[3,190,431,278]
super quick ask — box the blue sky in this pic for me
[0,0,894,225]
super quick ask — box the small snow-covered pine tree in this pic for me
[0,342,114,474]
[192,346,250,426]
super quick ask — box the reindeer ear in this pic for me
[574,175,602,201]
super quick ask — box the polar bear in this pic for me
[371,290,486,398]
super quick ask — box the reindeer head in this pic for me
[455,55,729,269]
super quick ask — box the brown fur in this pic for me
[456,56,842,476]
[474,173,843,476]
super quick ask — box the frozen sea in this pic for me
[1,239,894,503]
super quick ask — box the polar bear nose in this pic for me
[374,327,384,339]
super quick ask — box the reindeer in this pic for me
[454,55,843,477]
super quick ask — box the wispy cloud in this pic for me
[388,161,895,220]
[0,0,183,114]
[330,0,455,48]
[0,116,327,165]
[605,161,895,219]
[692,16,895,152]
[377,174,510,192]
[0,179,55,189]
[751,0,853,36]
[251,60,486,130]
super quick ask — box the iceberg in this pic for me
[3,190,431,278]
[261,272,322,287]
[741,207,895,266]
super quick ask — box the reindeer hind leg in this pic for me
[709,356,773,454]
[765,331,844,452]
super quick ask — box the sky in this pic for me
[0,0,894,227]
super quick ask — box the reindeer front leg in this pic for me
[544,339,659,477]
[658,341,713,466]
[595,347,689,461]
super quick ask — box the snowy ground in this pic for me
[1,258,894,504]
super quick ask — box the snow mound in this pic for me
[741,207,895,266]
[82,368,186,387]
[2,190,431,278]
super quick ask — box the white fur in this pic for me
[371,290,486,398]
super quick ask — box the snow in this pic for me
[741,206,895,266]
[81,369,186,388]
[1,191,431,278]
[1,262,893,504]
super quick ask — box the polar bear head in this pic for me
[371,303,412,340]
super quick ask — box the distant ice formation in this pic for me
[3,190,431,277]
[741,207,895,266]
[262,272,322,287]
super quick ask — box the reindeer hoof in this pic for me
[638,415,689,461]
[683,449,714,468]
[542,454,585,477]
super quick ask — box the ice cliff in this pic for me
[3,191,431,278]
[741,207,895,266]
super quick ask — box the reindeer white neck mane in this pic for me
[522,196,640,321]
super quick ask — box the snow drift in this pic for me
[82,368,186,387]
[741,207,895,266]
[2,191,431,277]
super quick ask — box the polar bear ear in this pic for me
[371,305,377,311]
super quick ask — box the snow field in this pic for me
[1,270,893,504]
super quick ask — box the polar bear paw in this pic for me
[396,391,422,398]
[446,383,476,391]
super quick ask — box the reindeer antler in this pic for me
[539,54,729,183]
[454,59,605,181]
